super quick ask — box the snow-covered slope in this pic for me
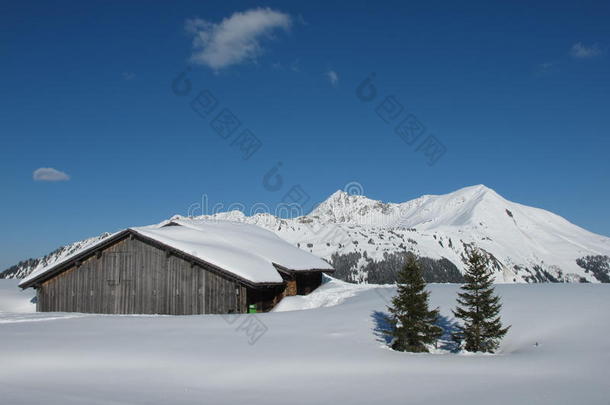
[179,185,610,283]
[3,185,610,284]
[0,280,35,313]
[1,278,609,404]
[0,233,112,279]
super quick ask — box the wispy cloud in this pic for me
[325,69,339,86]
[186,8,292,70]
[570,42,603,59]
[121,72,136,80]
[33,167,70,182]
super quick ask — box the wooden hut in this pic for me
[19,219,334,315]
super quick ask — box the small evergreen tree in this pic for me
[453,249,510,353]
[387,254,443,352]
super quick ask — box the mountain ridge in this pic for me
[3,185,610,284]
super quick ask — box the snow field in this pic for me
[0,279,608,404]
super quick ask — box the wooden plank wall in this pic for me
[37,237,247,315]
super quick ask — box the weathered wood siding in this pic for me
[37,237,248,315]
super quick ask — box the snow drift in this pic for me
[1,279,609,404]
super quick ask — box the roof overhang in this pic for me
[19,229,333,290]
[19,230,132,289]
[273,263,335,276]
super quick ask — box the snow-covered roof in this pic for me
[20,219,333,288]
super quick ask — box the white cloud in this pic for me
[570,42,603,59]
[33,167,70,182]
[186,8,292,70]
[325,70,339,86]
[122,72,136,80]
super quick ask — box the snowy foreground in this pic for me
[1,279,609,404]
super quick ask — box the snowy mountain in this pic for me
[3,185,610,283]
[0,233,111,279]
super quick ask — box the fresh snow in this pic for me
[1,279,609,404]
[149,218,333,272]
[8,185,610,284]
[0,279,35,313]
[190,184,610,283]
[273,275,379,311]
[20,219,333,287]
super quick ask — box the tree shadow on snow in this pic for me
[371,310,461,352]
[436,315,461,352]
[371,310,394,345]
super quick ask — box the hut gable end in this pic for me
[36,235,246,315]
[21,219,334,315]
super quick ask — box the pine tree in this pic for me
[387,254,443,352]
[453,249,510,353]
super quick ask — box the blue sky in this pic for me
[1,0,609,269]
